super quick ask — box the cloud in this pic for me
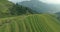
[8,0,30,3]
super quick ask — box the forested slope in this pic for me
[0,0,34,18]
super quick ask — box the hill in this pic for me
[0,0,13,14]
[55,12,60,20]
[19,0,60,13]
[0,14,60,32]
[0,0,34,18]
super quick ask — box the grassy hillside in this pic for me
[0,0,14,17]
[0,0,13,13]
[0,0,34,18]
[0,14,60,32]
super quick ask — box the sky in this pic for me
[40,0,60,4]
[9,0,60,4]
[8,0,30,3]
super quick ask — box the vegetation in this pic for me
[9,3,34,15]
[0,0,60,32]
[0,14,60,32]
[0,0,34,18]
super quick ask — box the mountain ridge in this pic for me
[18,0,60,13]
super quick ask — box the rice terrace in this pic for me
[0,0,60,32]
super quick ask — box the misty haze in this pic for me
[0,0,60,32]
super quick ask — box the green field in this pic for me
[0,14,60,32]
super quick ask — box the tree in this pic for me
[9,3,34,15]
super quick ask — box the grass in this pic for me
[0,14,60,32]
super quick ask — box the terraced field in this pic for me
[0,14,60,32]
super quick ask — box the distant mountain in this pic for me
[55,12,60,20]
[18,0,60,13]
[56,12,60,15]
